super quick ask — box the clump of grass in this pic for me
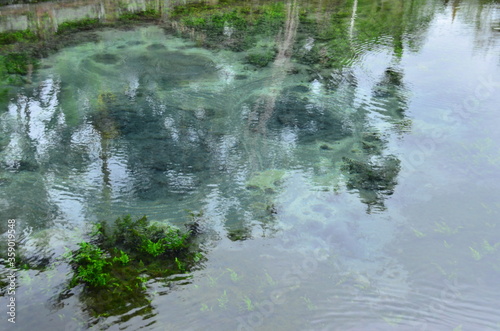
[56,18,101,35]
[68,214,203,291]
[71,242,111,287]
[118,9,161,21]
[0,53,37,75]
[0,30,37,46]
[112,215,190,255]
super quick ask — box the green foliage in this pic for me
[68,214,202,298]
[227,268,241,282]
[91,220,106,238]
[175,257,184,272]
[0,53,37,76]
[71,242,111,287]
[112,250,130,265]
[162,226,190,251]
[245,51,275,67]
[172,1,285,51]
[118,9,160,22]
[242,295,254,311]
[171,2,213,18]
[218,290,229,309]
[183,16,207,28]
[141,239,167,257]
[181,9,247,34]
[210,10,247,30]
[113,215,189,255]
[255,2,285,31]
[113,215,150,247]
[56,18,100,35]
[0,30,37,45]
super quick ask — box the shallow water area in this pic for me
[1,0,500,330]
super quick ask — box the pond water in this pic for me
[1,0,500,330]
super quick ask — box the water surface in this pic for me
[1,0,500,330]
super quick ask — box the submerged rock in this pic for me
[90,53,121,65]
[129,50,217,88]
[127,40,145,46]
[147,43,167,51]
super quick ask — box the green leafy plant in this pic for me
[242,295,254,311]
[112,250,130,265]
[0,30,37,45]
[218,290,229,309]
[56,18,100,35]
[175,257,185,272]
[227,268,241,282]
[63,213,205,317]
[141,239,167,257]
[1,53,37,75]
[71,242,111,287]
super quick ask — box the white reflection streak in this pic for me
[278,127,298,155]
[164,117,179,141]
[71,124,102,161]
[216,135,237,164]
[28,78,63,161]
[349,0,358,40]
[125,74,139,99]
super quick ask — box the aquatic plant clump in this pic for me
[56,18,101,35]
[68,215,203,292]
[71,242,111,287]
[111,215,191,255]
[0,29,37,45]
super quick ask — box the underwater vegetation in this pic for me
[117,9,161,22]
[69,214,202,287]
[55,18,102,35]
[0,9,161,97]
[168,1,285,51]
[0,29,38,45]
[246,169,286,193]
[245,50,276,67]
[0,29,39,88]
[62,214,205,316]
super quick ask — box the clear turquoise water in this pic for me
[1,0,500,330]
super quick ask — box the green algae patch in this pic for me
[246,169,286,193]
[56,18,101,35]
[245,50,276,67]
[0,11,162,99]
[1,53,36,76]
[65,214,205,316]
[0,30,37,45]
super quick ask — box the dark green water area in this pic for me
[1,0,500,329]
